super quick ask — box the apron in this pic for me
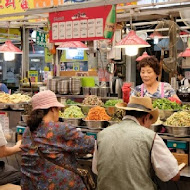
[141,82,164,98]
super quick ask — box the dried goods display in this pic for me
[82,95,104,106]
[164,111,190,127]
[0,93,31,104]
[85,106,111,121]
[110,109,125,122]
[60,106,84,118]
[104,99,123,107]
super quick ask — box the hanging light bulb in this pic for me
[115,30,150,57]
[125,46,138,56]
[0,40,22,61]
[4,52,15,61]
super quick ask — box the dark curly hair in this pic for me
[27,108,51,132]
[137,56,160,75]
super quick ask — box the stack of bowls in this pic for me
[99,87,110,97]
[83,87,90,96]
[47,79,59,93]
[70,78,81,95]
[90,87,99,96]
[57,80,69,94]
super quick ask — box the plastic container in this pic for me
[122,83,131,104]
[81,77,95,87]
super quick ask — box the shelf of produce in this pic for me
[56,94,118,100]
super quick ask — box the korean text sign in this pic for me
[49,5,116,42]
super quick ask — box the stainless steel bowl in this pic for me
[108,120,120,126]
[0,103,9,109]
[10,104,25,110]
[84,120,105,129]
[80,105,96,115]
[158,109,175,121]
[164,125,190,137]
[63,118,82,126]
[82,87,90,96]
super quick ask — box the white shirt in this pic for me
[0,123,7,146]
[92,116,179,182]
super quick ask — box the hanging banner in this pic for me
[49,5,116,42]
[0,0,34,21]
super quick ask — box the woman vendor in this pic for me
[131,56,180,100]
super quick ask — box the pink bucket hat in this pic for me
[32,90,64,111]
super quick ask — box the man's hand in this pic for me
[15,140,22,152]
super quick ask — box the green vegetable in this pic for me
[62,106,84,118]
[152,98,182,111]
[104,99,123,107]
[66,99,79,105]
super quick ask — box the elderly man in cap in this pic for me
[94,96,180,190]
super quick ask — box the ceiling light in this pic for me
[178,48,190,57]
[0,40,22,61]
[115,30,150,56]
[57,41,88,50]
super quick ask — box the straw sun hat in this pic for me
[115,96,159,124]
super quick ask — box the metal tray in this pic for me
[63,118,82,126]
[83,120,106,129]
[164,124,190,137]
[0,103,9,109]
[10,104,25,110]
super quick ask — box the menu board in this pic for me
[49,5,113,42]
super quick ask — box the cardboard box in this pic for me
[172,153,188,165]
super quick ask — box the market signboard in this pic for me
[36,31,47,47]
[49,5,116,42]
[0,0,34,21]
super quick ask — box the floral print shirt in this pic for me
[21,121,95,190]
[131,82,176,98]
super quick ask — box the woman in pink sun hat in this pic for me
[20,90,95,190]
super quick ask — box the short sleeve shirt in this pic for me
[0,123,7,146]
[131,82,176,98]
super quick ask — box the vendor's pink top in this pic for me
[136,52,150,61]
[57,41,88,49]
[178,48,190,57]
[0,40,22,53]
[116,30,150,46]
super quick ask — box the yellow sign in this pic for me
[28,70,38,82]
[0,0,34,21]
[45,47,53,63]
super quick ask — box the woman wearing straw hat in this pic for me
[95,96,180,190]
[131,56,180,101]
[20,90,95,190]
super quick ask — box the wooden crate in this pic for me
[172,153,188,165]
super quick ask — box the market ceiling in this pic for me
[0,0,189,29]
